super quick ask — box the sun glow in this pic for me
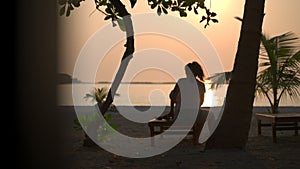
[202,84,226,107]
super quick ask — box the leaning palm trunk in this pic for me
[100,0,135,115]
[206,0,265,149]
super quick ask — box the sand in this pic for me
[59,106,300,169]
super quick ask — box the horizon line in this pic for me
[97,81,176,84]
[66,81,218,85]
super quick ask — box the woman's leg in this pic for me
[193,122,204,145]
[193,109,208,145]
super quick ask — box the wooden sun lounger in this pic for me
[148,118,195,145]
[255,113,300,143]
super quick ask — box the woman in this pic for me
[158,61,206,145]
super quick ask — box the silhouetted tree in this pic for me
[207,32,300,116]
[58,0,266,149]
[257,32,300,114]
[206,0,265,149]
[58,0,218,114]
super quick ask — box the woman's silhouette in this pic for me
[158,61,207,145]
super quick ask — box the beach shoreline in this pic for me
[59,105,300,137]
[58,105,300,168]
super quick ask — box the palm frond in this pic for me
[208,71,232,89]
[84,87,108,103]
[258,32,300,111]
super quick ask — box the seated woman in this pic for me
[157,61,206,145]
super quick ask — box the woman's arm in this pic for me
[157,83,179,120]
[169,83,179,118]
[200,91,205,106]
[199,82,206,106]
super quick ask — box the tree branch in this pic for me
[100,0,135,115]
[257,82,274,108]
[277,69,300,102]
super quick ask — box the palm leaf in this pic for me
[208,71,232,89]
[84,87,108,103]
[210,32,300,113]
[257,32,300,112]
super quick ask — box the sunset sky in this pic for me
[58,0,300,82]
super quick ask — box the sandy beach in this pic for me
[59,106,300,169]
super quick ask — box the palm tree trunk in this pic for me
[272,44,278,114]
[273,99,279,114]
[206,0,265,149]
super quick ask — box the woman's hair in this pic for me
[187,61,205,81]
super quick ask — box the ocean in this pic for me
[57,83,300,107]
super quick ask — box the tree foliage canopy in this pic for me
[58,0,218,28]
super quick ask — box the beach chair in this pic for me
[147,108,209,145]
[148,118,196,145]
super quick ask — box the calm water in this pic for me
[58,84,300,107]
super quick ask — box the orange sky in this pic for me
[58,0,300,82]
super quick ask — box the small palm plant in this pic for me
[74,87,109,130]
[208,32,300,114]
[257,32,300,113]
[84,87,119,111]
[74,87,118,146]
[84,87,108,105]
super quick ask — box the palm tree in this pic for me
[84,87,108,104]
[207,32,300,147]
[257,32,300,114]
[206,0,265,149]
[79,87,119,146]
[208,32,300,114]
